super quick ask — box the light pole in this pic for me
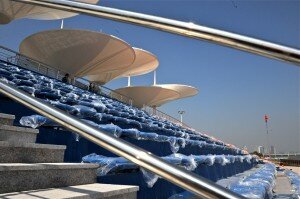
[264,114,270,159]
[178,110,185,123]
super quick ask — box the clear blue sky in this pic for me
[0,0,299,153]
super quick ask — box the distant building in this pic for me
[258,146,265,154]
[270,146,276,154]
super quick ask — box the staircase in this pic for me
[0,113,139,199]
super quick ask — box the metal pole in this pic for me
[60,19,64,29]
[127,76,131,87]
[0,80,244,199]
[11,0,300,66]
[178,110,185,124]
[265,121,270,159]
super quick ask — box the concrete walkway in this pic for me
[273,172,295,199]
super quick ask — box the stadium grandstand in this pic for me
[0,1,299,199]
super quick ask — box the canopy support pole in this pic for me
[60,19,64,29]
[127,76,131,86]
[153,70,157,85]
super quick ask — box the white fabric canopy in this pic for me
[0,0,99,24]
[19,29,135,77]
[115,84,198,108]
[86,48,159,84]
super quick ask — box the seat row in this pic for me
[20,114,244,155]
[0,61,244,156]
[82,153,258,187]
[228,163,276,199]
[285,170,300,198]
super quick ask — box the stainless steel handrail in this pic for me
[0,80,244,199]
[11,0,300,66]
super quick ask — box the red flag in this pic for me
[264,114,269,123]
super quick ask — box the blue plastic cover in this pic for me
[19,115,57,128]
[73,105,97,118]
[82,152,256,188]
[82,153,137,175]
[285,170,300,198]
[80,119,123,137]
[1,62,246,156]
[168,191,197,199]
[228,163,276,199]
[48,100,78,114]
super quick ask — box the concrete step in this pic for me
[0,125,38,143]
[0,113,15,125]
[0,183,139,199]
[0,141,66,163]
[0,163,99,194]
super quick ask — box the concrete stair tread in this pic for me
[0,125,38,134]
[0,141,66,163]
[0,113,15,120]
[0,183,139,199]
[0,141,66,150]
[0,113,15,126]
[0,163,99,194]
[0,163,99,171]
[0,125,38,143]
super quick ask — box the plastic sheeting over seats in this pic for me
[1,61,245,154]
[285,170,300,198]
[82,153,138,176]
[82,153,257,188]
[19,114,242,155]
[19,114,57,128]
[228,163,276,199]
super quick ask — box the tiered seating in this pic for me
[227,163,276,199]
[82,153,257,187]
[285,170,300,198]
[0,61,243,154]
[170,163,275,199]
[0,60,259,198]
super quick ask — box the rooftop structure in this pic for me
[158,84,199,100]
[115,84,198,108]
[19,28,197,108]
[19,29,135,78]
[118,48,159,78]
[0,0,99,24]
[87,48,159,85]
